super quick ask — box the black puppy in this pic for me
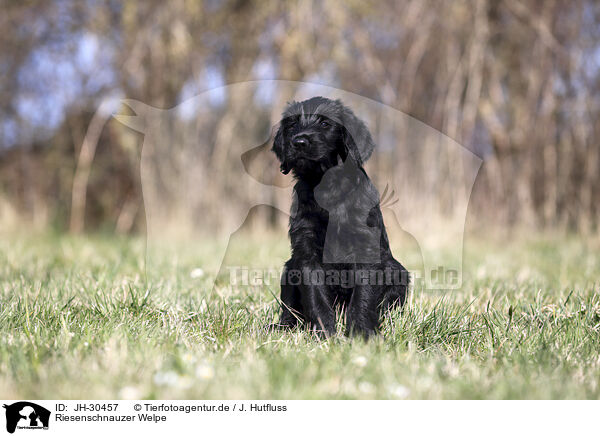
[272,97,408,338]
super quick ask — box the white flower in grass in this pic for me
[190,268,205,278]
[358,382,375,394]
[119,386,141,400]
[177,376,194,390]
[195,362,215,380]
[182,352,196,364]
[153,370,179,387]
[352,355,368,367]
[389,384,410,399]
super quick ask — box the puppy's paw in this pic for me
[345,324,378,340]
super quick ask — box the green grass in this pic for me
[0,230,599,399]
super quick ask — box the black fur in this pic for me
[272,97,408,338]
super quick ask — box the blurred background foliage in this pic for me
[1,0,599,234]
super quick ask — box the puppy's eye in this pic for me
[320,120,331,128]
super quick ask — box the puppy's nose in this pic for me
[292,135,308,147]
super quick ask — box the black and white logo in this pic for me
[2,402,50,433]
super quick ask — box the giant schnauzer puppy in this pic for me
[272,97,408,338]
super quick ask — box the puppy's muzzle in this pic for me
[292,134,309,148]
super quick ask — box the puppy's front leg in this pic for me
[298,265,336,337]
[346,285,380,338]
[275,262,304,328]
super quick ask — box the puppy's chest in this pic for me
[289,195,329,247]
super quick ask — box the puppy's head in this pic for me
[272,97,375,180]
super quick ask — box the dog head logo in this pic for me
[114,81,482,290]
[3,402,50,433]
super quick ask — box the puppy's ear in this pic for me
[340,104,375,166]
[272,124,291,174]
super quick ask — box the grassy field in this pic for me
[0,230,599,399]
